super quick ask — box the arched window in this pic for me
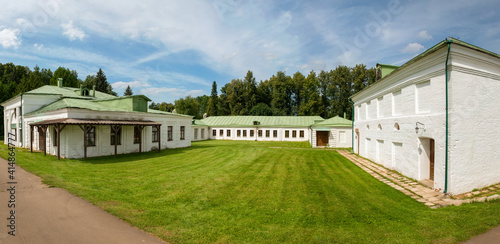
[378,124,382,130]
[394,123,400,130]
[366,124,370,130]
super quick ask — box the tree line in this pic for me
[150,64,376,120]
[0,62,117,138]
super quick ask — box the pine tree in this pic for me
[124,85,133,96]
[206,81,219,116]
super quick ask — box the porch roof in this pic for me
[29,118,161,126]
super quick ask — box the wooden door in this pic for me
[316,131,329,146]
[430,139,435,181]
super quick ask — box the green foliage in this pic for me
[1,140,500,243]
[249,103,273,116]
[174,96,199,117]
[124,85,133,96]
[50,67,79,87]
[206,81,219,116]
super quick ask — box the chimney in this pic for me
[80,84,83,95]
[344,112,346,119]
[57,78,63,87]
[92,85,96,97]
[203,113,207,119]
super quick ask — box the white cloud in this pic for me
[185,89,204,96]
[401,43,424,53]
[417,30,432,40]
[61,21,86,41]
[34,43,43,50]
[0,27,21,49]
[112,80,151,89]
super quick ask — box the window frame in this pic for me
[110,127,122,145]
[299,130,304,138]
[273,130,278,138]
[292,130,297,138]
[86,126,96,147]
[168,126,173,141]
[265,130,270,138]
[152,126,159,142]
[134,126,141,144]
[180,126,185,140]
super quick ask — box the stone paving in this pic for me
[337,150,500,208]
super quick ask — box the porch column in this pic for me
[38,125,48,156]
[78,124,92,159]
[54,123,66,160]
[157,125,161,152]
[111,125,121,157]
[30,125,33,153]
[135,125,145,154]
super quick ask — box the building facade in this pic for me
[191,116,352,148]
[2,81,192,159]
[351,38,500,195]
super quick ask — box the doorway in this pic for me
[429,139,435,181]
[316,131,329,146]
[418,138,435,182]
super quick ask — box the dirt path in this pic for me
[0,157,166,244]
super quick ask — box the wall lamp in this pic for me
[415,122,426,134]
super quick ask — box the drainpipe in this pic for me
[309,126,312,148]
[444,39,452,194]
[20,93,23,147]
[348,100,354,153]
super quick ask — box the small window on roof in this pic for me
[394,123,400,130]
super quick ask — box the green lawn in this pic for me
[1,140,500,243]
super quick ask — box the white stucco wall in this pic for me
[311,127,352,148]
[352,43,500,195]
[205,127,310,142]
[191,125,209,141]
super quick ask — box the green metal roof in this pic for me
[192,120,208,126]
[25,85,116,99]
[312,116,352,127]
[25,98,130,115]
[147,109,193,118]
[199,116,324,127]
[351,37,500,99]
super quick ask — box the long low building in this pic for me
[191,115,353,148]
[2,80,192,159]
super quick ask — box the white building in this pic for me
[351,38,500,195]
[191,115,352,148]
[2,80,192,159]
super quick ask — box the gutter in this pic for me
[444,39,452,194]
[20,93,23,147]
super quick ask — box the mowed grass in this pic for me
[1,140,500,243]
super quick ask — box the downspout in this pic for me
[20,93,23,147]
[309,126,312,148]
[348,100,354,154]
[444,39,452,194]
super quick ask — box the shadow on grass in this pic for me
[0,140,216,165]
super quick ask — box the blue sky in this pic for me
[1,0,500,103]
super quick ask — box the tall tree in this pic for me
[124,85,133,96]
[206,81,219,116]
[49,67,79,87]
[269,71,292,116]
[298,71,324,116]
[174,96,200,117]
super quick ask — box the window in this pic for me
[394,123,400,130]
[299,130,304,138]
[213,129,217,136]
[194,128,198,140]
[250,130,254,137]
[86,126,96,146]
[285,130,289,138]
[258,130,262,137]
[220,129,224,136]
[378,124,382,130]
[168,126,173,141]
[243,130,247,137]
[265,130,270,138]
[366,124,370,130]
[180,126,185,140]
[292,130,297,138]
[237,130,241,137]
[201,129,205,139]
[134,126,141,144]
[273,130,277,138]
[152,126,159,142]
[53,127,58,146]
[227,129,231,137]
[110,127,121,145]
